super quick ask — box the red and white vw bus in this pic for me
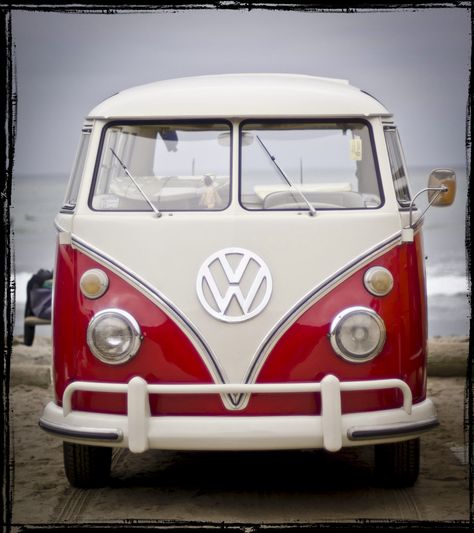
[39,74,456,488]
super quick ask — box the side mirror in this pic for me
[407,168,457,230]
[427,169,456,207]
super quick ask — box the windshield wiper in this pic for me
[256,135,316,216]
[110,148,162,218]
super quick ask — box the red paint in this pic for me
[255,232,428,415]
[53,246,216,411]
[52,241,76,404]
[53,236,428,417]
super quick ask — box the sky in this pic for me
[10,6,471,176]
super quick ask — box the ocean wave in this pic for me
[426,274,469,297]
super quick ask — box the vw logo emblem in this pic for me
[196,248,273,323]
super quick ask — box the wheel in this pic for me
[374,438,420,487]
[63,442,112,488]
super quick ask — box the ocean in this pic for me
[9,166,470,339]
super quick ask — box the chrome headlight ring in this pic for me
[329,306,386,363]
[87,308,142,365]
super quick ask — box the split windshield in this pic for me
[91,120,382,212]
[91,122,231,211]
[240,121,382,211]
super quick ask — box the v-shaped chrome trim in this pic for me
[231,231,403,409]
[67,230,402,411]
[70,234,240,410]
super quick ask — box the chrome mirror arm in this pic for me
[407,186,448,228]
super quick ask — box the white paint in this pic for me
[88,74,390,119]
[71,210,401,383]
[42,375,436,451]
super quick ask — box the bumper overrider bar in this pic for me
[39,375,438,453]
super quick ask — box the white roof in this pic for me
[88,73,391,119]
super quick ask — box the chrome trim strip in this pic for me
[347,417,439,441]
[39,418,123,442]
[240,232,403,402]
[70,235,238,410]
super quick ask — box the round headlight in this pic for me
[87,309,142,364]
[363,266,394,296]
[80,269,109,299]
[329,306,386,363]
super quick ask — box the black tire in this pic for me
[63,442,112,488]
[374,438,420,488]
[23,323,35,346]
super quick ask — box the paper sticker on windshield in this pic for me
[350,137,362,161]
[100,195,120,209]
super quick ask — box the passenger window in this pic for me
[384,127,411,206]
[62,128,91,211]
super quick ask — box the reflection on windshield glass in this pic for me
[240,122,382,211]
[92,123,231,211]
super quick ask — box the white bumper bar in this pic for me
[39,375,438,453]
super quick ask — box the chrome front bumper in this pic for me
[39,375,438,453]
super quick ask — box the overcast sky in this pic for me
[11,6,471,175]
